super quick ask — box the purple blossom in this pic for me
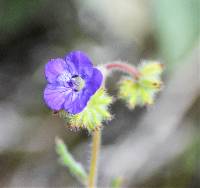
[43,51,103,114]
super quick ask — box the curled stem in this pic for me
[105,62,140,79]
[88,130,101,188]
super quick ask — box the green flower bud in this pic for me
[59,88,113,132]
[139,61,163,79]
[118,61,164,109]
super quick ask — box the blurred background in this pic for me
[0,0,199,187]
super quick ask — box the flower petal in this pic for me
[65,51,93,79]
[64,68,103,114]
[85,68,103,94]
[64,89,91,114]
[43,84,71,110]
[63,92,77,110]
[45,58,67,83]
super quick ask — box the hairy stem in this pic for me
[106,62,140,79]
[88,130,101,188]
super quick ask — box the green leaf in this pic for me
[55,137,87,184]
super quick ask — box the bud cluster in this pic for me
[118,61,163,109]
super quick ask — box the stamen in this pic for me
[70,76,85,92]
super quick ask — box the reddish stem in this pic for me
[105,62,140,79]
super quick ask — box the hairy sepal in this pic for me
[59,88,113,132]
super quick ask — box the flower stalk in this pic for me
[105,62,140,79]
[88,129,101,188]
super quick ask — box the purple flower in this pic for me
[43,51,103,114]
